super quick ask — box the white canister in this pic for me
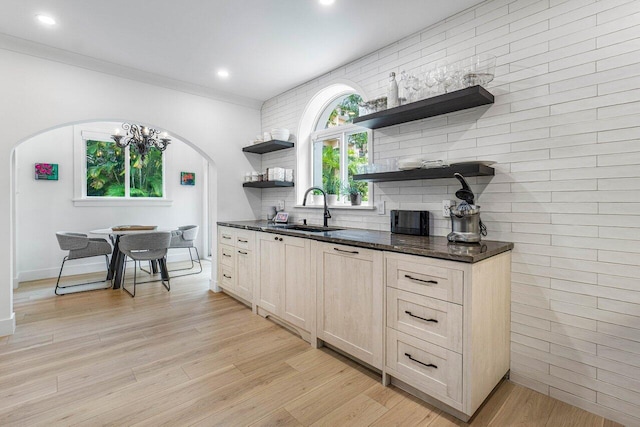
[263,132,271,142]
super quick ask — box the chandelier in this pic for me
[111,123,171,161]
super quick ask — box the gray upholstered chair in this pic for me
[168,225,202,275]
[119,232,171,297]
[55,232,112,295]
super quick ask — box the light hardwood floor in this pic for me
[3,263,623,426]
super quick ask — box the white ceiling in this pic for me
[0,0,483,105]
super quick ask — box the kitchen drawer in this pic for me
[220,244,235,267]
[386,328,462,407]
[218,227,235,246]
[220,265,234,287]
[235,230,255,251]
[386,256,463,304]
[387,288,462,353]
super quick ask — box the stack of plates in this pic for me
[397,157,449,170]
[397,157,425,170]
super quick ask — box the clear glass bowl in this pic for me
[462,54,496,87]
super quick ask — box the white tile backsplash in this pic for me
[256,0,640,423]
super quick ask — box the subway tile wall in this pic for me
[258,0,640,424]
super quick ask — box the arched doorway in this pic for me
[12,120,216,289]
[0,48,262,337]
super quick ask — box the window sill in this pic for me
[72,198,173,207]
[293,204,375,210]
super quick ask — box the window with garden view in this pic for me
[86,139,164,198]
[311,94,371,204]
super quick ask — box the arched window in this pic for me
[309,93,371,205]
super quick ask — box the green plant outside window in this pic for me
[86,139,163,198]
[130,148,163,197]
[313,93,371,204]
[86,140,125,197]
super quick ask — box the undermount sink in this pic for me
[276,224,345,233]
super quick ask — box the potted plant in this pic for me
[341,179,367,206]
[310,188,324,205]
[323,178,340,206]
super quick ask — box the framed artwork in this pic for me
[180,172,195,186]
[35,163,58,180]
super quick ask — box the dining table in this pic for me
[90,227,170,289]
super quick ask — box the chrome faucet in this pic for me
[302,187,331,227]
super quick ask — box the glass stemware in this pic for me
[398,70,408,105]
[403,73,413,103]
[424,66,438,97]
[433,62,448,95]
[410,74,421,102]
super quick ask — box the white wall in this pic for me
[15,122,206,282]
[259,0,640,424]
[0,47,262,336]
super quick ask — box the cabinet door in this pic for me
[257,233,283,314]
[235,248,254,302]
[282,236,311,330]
[317,243,384,369]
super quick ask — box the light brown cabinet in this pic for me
[256,232,313,339]
[384,250,511,421]
[217,224,511,422]
[216,226,255,304]
[315,242,384,370]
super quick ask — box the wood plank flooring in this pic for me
[3,263,623,426]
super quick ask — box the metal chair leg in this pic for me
[122,255,136,297]
[138,260,154,275]
[56,255,113,295]
[122,257,170,297]
[167,247,203,277]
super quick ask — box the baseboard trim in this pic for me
[0,313,16,337]
[17,253,194,283]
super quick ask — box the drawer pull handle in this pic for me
[238,250,248,255]
[222,235,231,240]
[279,238,283,241]
[223,254,231,258]
[405,353,437,369]
[404,274,438,285]
[334,248,359,254]
[405,311,438,323]
[274,236,279,240]
[238,239,248,243]
[222,274,231,279]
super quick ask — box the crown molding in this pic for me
[0,32,264,110]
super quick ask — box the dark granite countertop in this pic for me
[217,220,513,263]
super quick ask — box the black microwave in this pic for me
[390,210,429,236]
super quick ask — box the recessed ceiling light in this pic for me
[217,69,230,78]
[35,14,56,26]
[319,0,335,5]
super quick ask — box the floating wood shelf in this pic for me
[353,85,494,129]
[353,163,495,182]
[242,140,294,154]
[243,181,295,188]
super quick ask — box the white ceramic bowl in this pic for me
[271,128,290,141]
